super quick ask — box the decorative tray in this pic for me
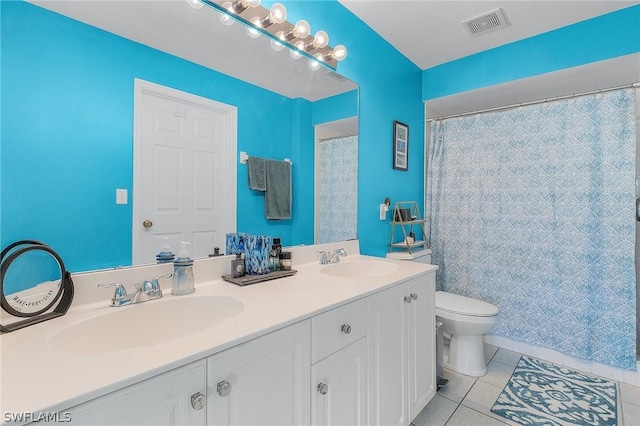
[221,269,297,286]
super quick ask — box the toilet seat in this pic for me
[436,291,498,317]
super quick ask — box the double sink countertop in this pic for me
[0,240,437,423]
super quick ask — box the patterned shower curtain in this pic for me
[317,135,358,244]
[426,89,637,370]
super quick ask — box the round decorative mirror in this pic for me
[1,240,74,332]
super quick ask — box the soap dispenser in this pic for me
[156,237,175,264]
[172,241,195,295]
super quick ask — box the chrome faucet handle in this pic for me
[332,248,346,262]
[98,283,131,306]
[150,273,172,291]
[146,273,171,299]
[317,251,329,265]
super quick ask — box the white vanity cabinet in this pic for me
[207,320,311,426]
[311,300,368,426]
[62,360,207,425]
[367,275,436,426]
[20,264,437,426]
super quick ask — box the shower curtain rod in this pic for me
[426,81,640,123]
[318,133,359,142]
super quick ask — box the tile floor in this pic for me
[411,344,640,426]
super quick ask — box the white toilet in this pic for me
[435,291,499,377]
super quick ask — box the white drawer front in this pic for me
[311,299,367,363]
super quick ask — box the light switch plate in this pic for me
[116,189,128,205]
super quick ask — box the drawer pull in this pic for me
[317,383,329,395]
[217,380,232,397]
[191,392,207,410]
[341,324,352,334]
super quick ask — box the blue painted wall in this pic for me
[312,90,358,125]
[423,5,640,100]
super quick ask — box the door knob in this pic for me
[217,380,232,397]
[404,295,412,303]
[191,392,206,410]
[317,383,329,395]
[143,219,153,228]
[341,324,352,334]
[411,293,418,301]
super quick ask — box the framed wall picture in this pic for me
[393,120,409,171]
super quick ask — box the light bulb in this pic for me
[308,55,322,71]
[282,20,311,41]
[270,37,285,51]
[313,31,329,49]
[260,2,287,28]
[331,45,347,61]
[290,40,305,59]
[231,0,261,14]
[293,20,311,39]
[269,3,287,24]
[187,0,203,9]
[305,30,328,51]
[246,17,261,38]
[219,2,234,25]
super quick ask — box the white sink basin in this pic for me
[321,260,399,278]
[49,296,244,354]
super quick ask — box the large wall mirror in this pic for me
[1,0,358,275]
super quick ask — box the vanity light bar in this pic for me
[196,0,346,70]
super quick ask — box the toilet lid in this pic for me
[436,291,499,317]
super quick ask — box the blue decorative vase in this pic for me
[225,233,248,255]
[244,235,271,275]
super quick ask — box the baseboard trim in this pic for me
[483,334,640,386]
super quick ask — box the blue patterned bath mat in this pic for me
[491,356,617,426]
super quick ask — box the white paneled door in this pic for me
[133,79,237,264]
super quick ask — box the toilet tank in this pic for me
[386,249,431,264]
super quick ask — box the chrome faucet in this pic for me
[98,273,172,307]
[318,248,347,265]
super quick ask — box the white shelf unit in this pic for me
[388,201,429,255]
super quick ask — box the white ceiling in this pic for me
[338,0,638,70]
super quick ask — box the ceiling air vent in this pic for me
[463,8,509,36]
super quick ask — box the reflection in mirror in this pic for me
[2,249,62,314]
[315,117,359,244]
[1,241,75,332]
[2,1,358,274]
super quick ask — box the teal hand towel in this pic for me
[265,160,291,220]
[247,157,267,191]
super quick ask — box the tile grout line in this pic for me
[442,403,463,426]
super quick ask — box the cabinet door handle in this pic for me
[341,324,352,334]
[217,380,232,397]
[404,295,412,303]
[191,392,207,410]
[411,293,418,301]
[317,383,329,395]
